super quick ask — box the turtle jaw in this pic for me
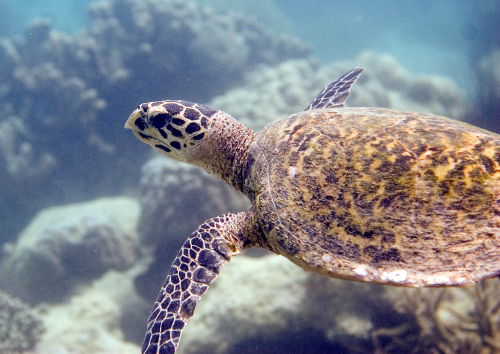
[124,108,141,131]
[125,109,156,145]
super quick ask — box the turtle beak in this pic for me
[125,108,142,130]
[125,108,156,144]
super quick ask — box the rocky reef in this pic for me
[0,0,310,244]
[0,197,141,305]
[134,157,248,299]
[209,51,471,131]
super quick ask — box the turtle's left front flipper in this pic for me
[141,210,255,354]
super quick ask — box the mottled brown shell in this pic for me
[249,107,500,287]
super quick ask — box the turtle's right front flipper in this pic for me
[141,211,255,354]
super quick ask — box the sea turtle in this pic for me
[125,68,500,354]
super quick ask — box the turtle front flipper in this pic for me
[141,211,255,354]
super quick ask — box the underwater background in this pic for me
[0,0,499,353]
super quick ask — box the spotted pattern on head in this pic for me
[126,100,217,155]
[141,212,250,354]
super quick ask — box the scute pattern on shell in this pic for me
[251,107,500,286]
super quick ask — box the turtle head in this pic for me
[126,99,257,192]
[125,100,218,163]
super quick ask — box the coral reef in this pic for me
[201,0,293,34]
[176,256,500,354]
[35,266,145,354]
[0,117,56,180]
[134,157,249,299]
[376,279,500,354]
[0,0,310,243]
[208,51,471,131]
[179,255,309,353]
[138,157,248,247]
[0,197,141,305]
[0,2,490,352]
[7,187,498,354]
[0,290,44,353]
[178,254,392,354]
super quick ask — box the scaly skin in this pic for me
[141,211,260,354]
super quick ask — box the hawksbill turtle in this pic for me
[125,68,500,354]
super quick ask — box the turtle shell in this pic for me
[248,107,500,287]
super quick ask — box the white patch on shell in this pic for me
[321,253,333,263]
[288,166,298,178]
[353,266,368,277]
[455,277,469,285]
[381,269,408,283]
[422,274,452,285]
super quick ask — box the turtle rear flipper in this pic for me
[142,211,254,354]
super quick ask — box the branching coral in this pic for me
[462,279,500,352]
[376,279,500,354]
[391,288,479,353]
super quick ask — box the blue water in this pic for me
[0,0,93,35]
[277,0,473,78]
[1,0,492,90]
